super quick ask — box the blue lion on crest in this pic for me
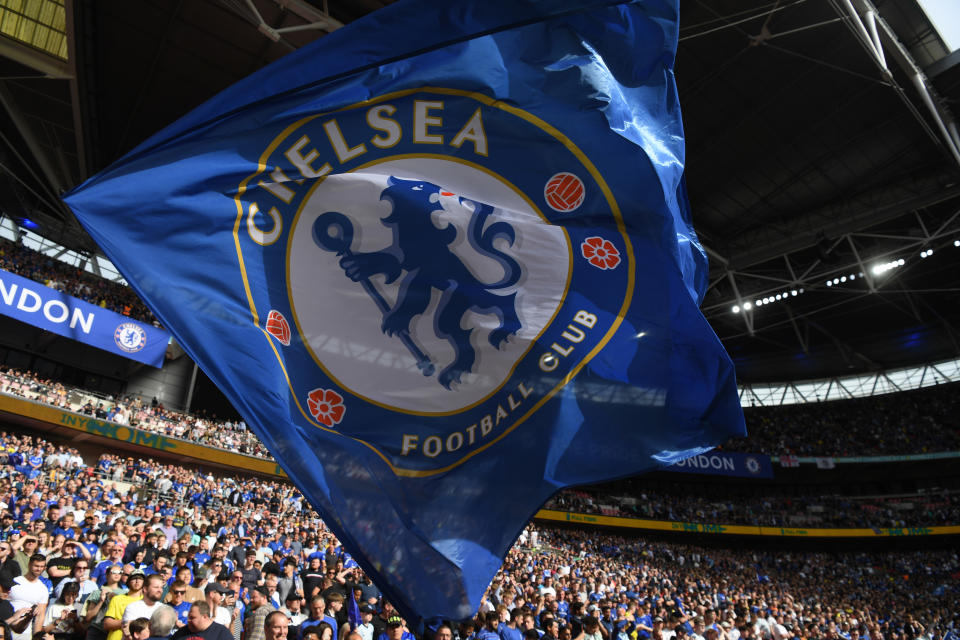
[312,176,522,389]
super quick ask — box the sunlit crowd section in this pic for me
[4,365,959,463]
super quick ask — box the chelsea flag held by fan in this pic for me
[63,0,746,624]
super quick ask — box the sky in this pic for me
[918,0,960,52]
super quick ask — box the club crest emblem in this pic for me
[313,176,523,389]
[114,322,147,353]
[235,88,634,473]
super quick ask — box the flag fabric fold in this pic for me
[64,0,745,623]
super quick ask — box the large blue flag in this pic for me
[64,0,744,623]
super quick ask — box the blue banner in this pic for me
[63,0,744,623]
[0,267,169,367]
[666,450,773,479]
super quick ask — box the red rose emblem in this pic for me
[307,388,345,427]
[581,237,621,270]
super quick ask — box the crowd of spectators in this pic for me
[727,383,960,457]
[4,421,956,541]
[3,364,960,463]
[0,238,156,325]
[496,528,959,640]
[1,361,959,572]
[545,490,960,529]
[0,429,957,640]
[0,368,269,459]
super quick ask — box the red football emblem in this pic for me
[266,310,291,346]
[544,172,585,213]
[307,388,346,427]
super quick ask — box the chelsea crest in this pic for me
[114,323,147,353]
[234,88,633,475]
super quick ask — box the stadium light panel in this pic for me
[873,258,908,275]
[0,0,68,60]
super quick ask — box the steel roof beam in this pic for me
[702,209,960,317]
[0,82,66,195]
[0,38,70,80]
[837,0,960,166]
[65,0,86,181]
[716,171,960,272]
[275,0,343,31]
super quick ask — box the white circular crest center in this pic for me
[288,157,570,414]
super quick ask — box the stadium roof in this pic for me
[0,0,958,384]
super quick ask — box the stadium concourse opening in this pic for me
[1,0,960,637]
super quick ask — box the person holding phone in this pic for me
[79,563,125,640]
[0,573,37,640]
[8,554,49,640]
[42,582,82,640]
